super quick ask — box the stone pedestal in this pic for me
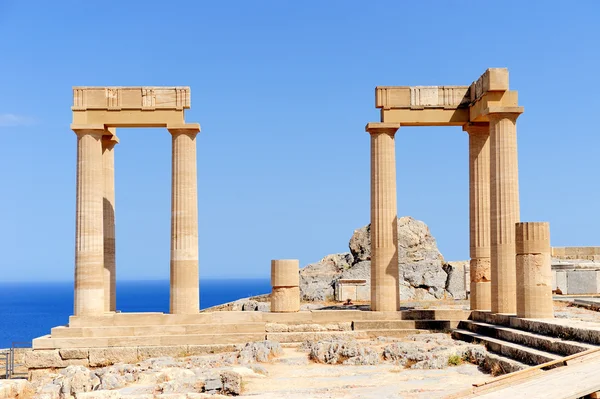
[169,127,200,314]
[102,133,118,312]
[271,260,300,312]
[465,123,491,311]
[489,111,522,314]
[516,222,553,318]
[366,123,400,312]
[73,126,106,316]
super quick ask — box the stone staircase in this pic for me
[452,310,600,370]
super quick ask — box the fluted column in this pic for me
[366,122,400,312]
[464,123,491,311]
[489,111,522,314]
[102,132,118,312]
[73,125,106,316]
[516,222,554,318]
[169,124,201,314]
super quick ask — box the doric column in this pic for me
[464,123,491,311]
[516,222,554,318]
[72,125,106,316]
[489,110,522,314]
[102,131,118,312]
[271,259,300,312]
[168,124,201,314]
[366,122,400,312]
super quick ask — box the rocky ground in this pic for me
[2,333,497,399]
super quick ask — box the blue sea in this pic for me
[0,279,271,349]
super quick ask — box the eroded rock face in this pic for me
[299,253,353,301]
[300,216,453,301]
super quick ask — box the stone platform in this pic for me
[26,309,469,373]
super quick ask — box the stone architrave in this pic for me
[489,109,522,314]
[72,125,106,316]
[271,259,300,312]
[102,132,118,312]
[168,125,201,314]
[516,222,554,318]
[464,123,491,311]
[366,123,400,312]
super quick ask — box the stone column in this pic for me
[464,123,491,311]
[72,125,106,316]
[169,125,201,314]
[271,259,300,312]
[489,111,522,314]
[516,222,554,318]
[102,132,118,312]
[366,123,400,312]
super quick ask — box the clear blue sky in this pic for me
[1,1,598,281]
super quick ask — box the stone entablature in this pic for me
[73,87,191,111]
[376,86,470,109]
[552,247,600,261]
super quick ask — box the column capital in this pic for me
[365,122,400,135]
[462,122,489,135]
[71,124,106,137]
[483,106,524,122]
[167,123,201,136]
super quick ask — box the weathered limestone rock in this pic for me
[444,261,470,300]
[77,389,121,398]
[0,379,31,399]
[59,348,89,360]
[89,347,138,367]
[307,339,379,365]
[26,350,65,369]
[300,217,451,302]
[299,253,353,301]
[237,341,282,364]
[56,365,100,397]
[220,370,242,395]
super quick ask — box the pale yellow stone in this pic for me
[169,127,201,314]
[271,287,300,313]
[73,127,106,316]
[88,347,138,367]
[489,110,522,314]
[465,123,491,311]
[270,259,299,287]
[102,134,117,313]
[366,123,400,312]
[516,222,553,318]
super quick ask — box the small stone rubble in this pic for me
[2,336,516,398]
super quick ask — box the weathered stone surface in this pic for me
[89,347,138,367]
[444,261,469,299]
[221,370,242,395]
[137,346,188,359]
[56,365,100,397]
[299,253,353,301]
[25,350,65,369]
[0,379,31,399]
[300,217,453,301]
[237,341,282,363]
[231,299,270,312]
[307,339,380,365]
[76,390,121,399]
[59,348,89,360]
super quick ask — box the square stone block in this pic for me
[356,285,370,301]
[555,270,567,294]
[566,270,600,295]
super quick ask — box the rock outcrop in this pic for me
[300,216,460,301]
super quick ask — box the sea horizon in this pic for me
[0,278,271,348]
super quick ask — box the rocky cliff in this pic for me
[299,216,467,301]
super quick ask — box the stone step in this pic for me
[451,329,564,366]
[51,322,266,338]
[359,329,429,339]
[471,310,600,345]
[265,331,364,343]
[33,332,268,349]
[352,320,457,330]
[459,320,597,356]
